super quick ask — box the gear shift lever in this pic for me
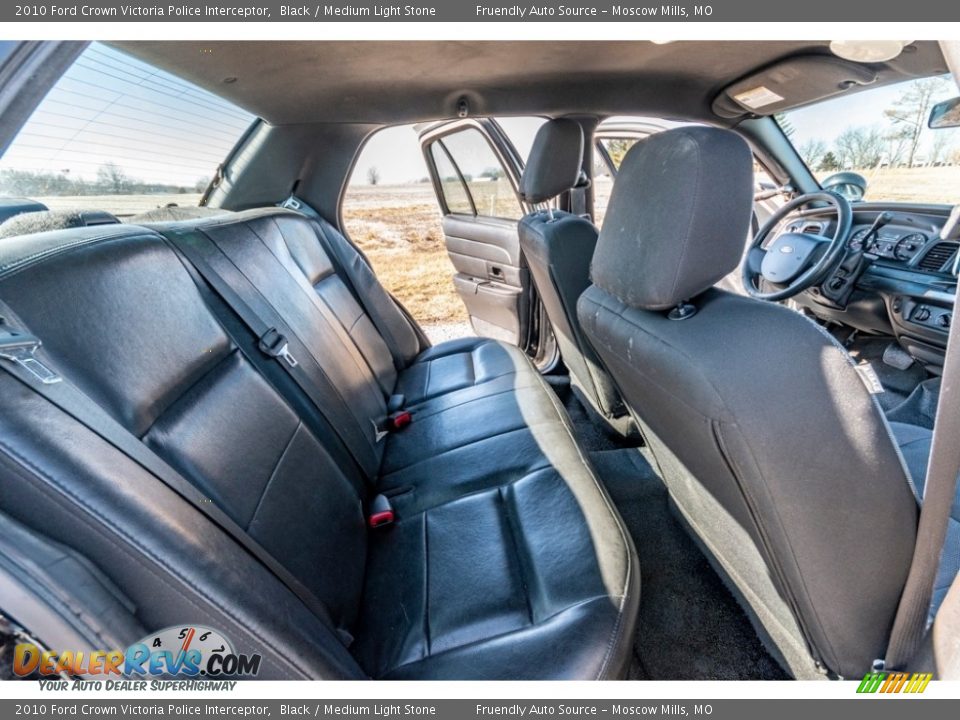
[861,211,894,256]
[942,205,960,242]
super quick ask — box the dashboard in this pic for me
[784,204,958,369]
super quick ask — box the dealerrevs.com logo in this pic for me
[13,625,262,684]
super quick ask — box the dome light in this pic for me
[829,40,911,63]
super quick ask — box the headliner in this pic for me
[112,41,948,126]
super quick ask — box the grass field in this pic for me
[342,184,467,328]
[820,166,960,204]
[28,166,959,337]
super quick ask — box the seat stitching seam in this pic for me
[247,421,303,531]
[138,347,240,440]
[498,485,535,626]
[382,419,554,475]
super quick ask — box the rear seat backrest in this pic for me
[0,227,369,630]
[161,215,390,477]
[273,214,400,393]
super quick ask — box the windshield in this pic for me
[0,43,255,217]
[782,75,959,205]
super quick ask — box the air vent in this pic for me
[917,242,958,272]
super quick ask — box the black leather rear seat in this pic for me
[0,209,638,679]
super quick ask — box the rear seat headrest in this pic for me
[518,118,584,204]
[0,209,119,240]
[590,126,754,311]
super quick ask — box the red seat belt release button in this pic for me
[387,410,413,431]
[368,494,395,528]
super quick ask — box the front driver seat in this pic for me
[519,119,635,436]
[578,126,920,679]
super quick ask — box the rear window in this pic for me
[0,43,254,217]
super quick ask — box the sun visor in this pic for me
[713,55,878,119]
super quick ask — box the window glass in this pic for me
[0,42,254,217]
[430,143,473,215]
[600,138,639,170]
[781,75,959,204]
[497,116,547,162]
[439,128,523,219]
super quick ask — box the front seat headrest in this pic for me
[590,126,754,311]
[519,118,584,204]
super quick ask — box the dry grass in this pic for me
[823,166,960,205]
[34,193,204,215]
[342,184,468,326]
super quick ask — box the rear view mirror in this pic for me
[929,96,960,129]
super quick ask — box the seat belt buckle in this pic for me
[367,494,395,528]
[258,328,298,368]
[386,410,413,432]
[0,327,61,385]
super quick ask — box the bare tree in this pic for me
[798,139,827,169]
[884,77,951,167]
[834,126,885,169]
[930,130,957,166]
[366,166,381,186]
[883,127,911,167]
[96,162,133,194]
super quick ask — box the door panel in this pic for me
[419,119,534,349]
[442,214,529,344]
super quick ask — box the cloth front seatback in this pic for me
[578,126,919,678]
[518,118,628,427]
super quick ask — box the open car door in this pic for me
[418,119,546,359]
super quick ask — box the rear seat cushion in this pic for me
[398,337,533,407]
[358,462,638,679]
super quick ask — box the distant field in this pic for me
[341,184,466,327]
[820,166,960,205]
[34,193,204,215]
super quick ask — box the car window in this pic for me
[599,138,640,171]
[593,118,772,226]
[497,116,547,162]
[432,127,523,220]
[429,142,474,215]
[0,42,254,217]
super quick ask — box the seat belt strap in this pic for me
[164,227,376,480]
[884,281,960,669]
[0,303,349,647]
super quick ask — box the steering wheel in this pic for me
[741,191,853,301]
